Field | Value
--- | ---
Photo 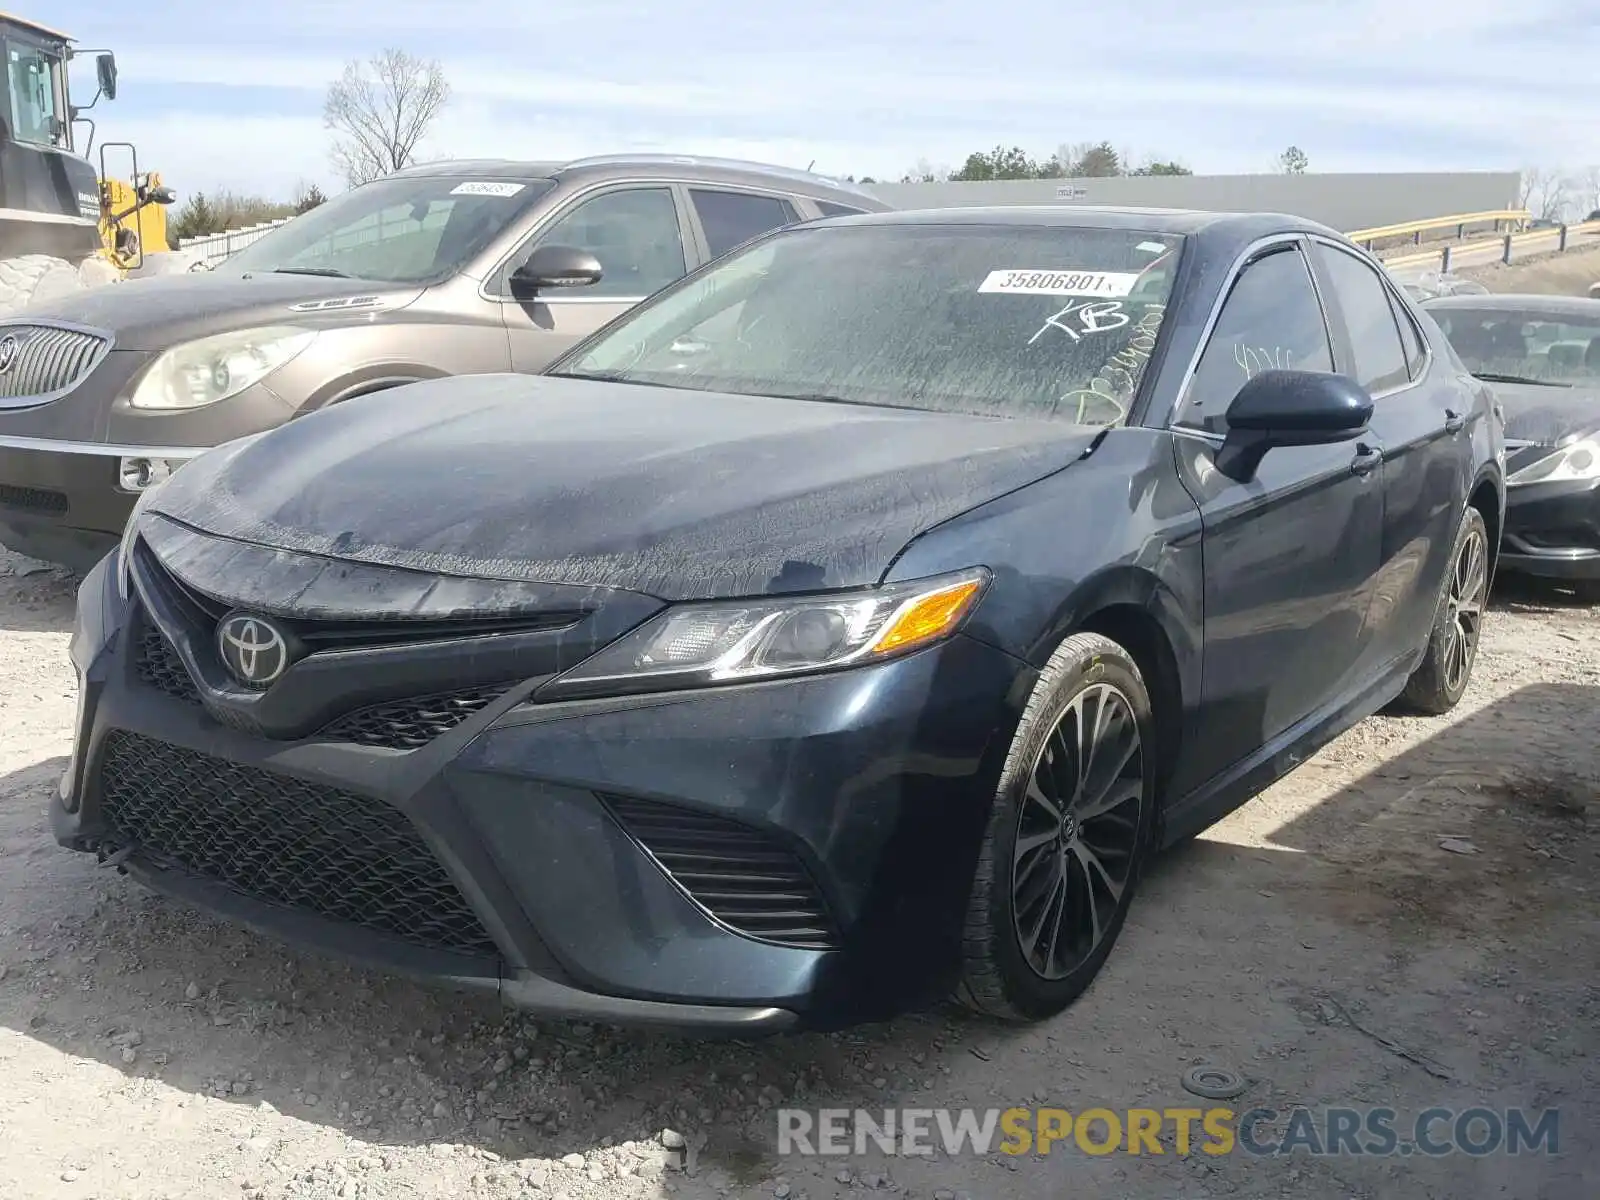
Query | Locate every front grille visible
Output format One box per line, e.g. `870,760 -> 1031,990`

0,323 -> 107,400
319,685 -> 509,750
96,732 -> 499,957
604,795 -> 840,950
135,622 -> 201,703
0,483 -> 68,514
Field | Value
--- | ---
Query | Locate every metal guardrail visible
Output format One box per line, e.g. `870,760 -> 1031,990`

1346,209 -> 1531,250
1383,218 -> 1600,271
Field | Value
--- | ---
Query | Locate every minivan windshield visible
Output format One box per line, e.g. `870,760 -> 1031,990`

1431,305 -> 1600,387
553,223 -> 1183,426
219,175 -> 556,285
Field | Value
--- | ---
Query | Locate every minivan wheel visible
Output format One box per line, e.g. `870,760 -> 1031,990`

957,633 -> 1156,1022
1397,505 -> 1489,716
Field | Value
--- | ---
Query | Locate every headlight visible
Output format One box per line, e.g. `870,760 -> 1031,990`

1506,434 -> 1600,486
538,567 -> 990,701
114,476 -> 171,599
128,326 -> 316,410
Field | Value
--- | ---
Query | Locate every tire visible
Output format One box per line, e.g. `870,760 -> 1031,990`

0,253 -> 90,317
1397,505 -> 1490,715
1571,579 -> 1600,604
957,632 -> 1157,1022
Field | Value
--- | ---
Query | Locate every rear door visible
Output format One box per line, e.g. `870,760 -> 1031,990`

1168,239 -> 1386,795
494,183 -> 696,372
1308,239 -> 1468,670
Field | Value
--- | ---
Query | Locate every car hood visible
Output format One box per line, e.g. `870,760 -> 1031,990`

145,373 -> 1099,600
1489,379 -> 1600,445
12,271 -> 424,350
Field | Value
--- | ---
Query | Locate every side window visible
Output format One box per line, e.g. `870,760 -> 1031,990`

816,200 -> 868,218
689,189 -> 798,258
1178,247 -> 1334,436
1388,290 -> 1428,379
1314,244 -> 1410,394
520,187 -> 686,299
6,43 -> 60,146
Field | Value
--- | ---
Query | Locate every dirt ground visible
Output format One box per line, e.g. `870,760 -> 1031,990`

1,544 -> 1596,1200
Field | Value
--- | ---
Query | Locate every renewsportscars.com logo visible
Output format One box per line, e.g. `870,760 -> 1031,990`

776,1106 -> 1561,1158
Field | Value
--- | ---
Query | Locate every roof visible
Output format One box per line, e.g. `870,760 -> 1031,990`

1422,292 -> 1600,316
388,154 -> 884,206
817,204 -> 1345,245
0,11 -> 74,41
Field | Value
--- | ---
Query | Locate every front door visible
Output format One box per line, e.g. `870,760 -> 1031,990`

496,185 -> 694,372
1168,241 -> 1386,795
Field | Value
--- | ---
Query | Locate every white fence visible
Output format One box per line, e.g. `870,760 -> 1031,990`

177,218 -> 293,267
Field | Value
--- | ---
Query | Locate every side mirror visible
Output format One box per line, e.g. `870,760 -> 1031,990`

509,244 -> 602,295
149,186 -> 177,205
1215,369 -> 1373,482
96,53 -> 118,102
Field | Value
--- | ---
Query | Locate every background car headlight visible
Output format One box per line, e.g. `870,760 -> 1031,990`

1506,434 -> 1600,486
538,567 -> 990,700
128,326 -> 317,410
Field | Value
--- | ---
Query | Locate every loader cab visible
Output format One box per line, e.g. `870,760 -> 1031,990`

0,18 -> 73,151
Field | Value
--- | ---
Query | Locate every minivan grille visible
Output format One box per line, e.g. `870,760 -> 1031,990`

603,795 -> 840,950
0,323 -> 107,400
96,732 -> 499,957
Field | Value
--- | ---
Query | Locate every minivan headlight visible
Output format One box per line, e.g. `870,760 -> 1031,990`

537,567 -> 990,700
1506,434 -> 1600,486
129,326 -> 316,410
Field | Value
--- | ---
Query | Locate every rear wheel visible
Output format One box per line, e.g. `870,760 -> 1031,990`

1397,505 -> 1489,715
0,254 -> 89,317
957,633 -> 1156,1022
1570,579 -> 1600,604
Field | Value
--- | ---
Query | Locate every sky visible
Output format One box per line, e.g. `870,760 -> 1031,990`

39,0 -> 1600,202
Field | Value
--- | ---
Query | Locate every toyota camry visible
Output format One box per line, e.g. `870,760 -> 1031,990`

57,207 -> 1504,1031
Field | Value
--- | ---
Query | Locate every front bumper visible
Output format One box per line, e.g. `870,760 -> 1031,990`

56,554 -> 1029,1030
1500,475 -> 1600,581
0,436 -> 203,570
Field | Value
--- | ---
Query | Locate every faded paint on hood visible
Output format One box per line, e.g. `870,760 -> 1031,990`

146,373 -> 1099,600
12,272 -> 424,350
1491,379 -> 1600,445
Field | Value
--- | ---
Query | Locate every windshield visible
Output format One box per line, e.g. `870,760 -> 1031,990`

552,223 -> 1184,426
1431,305 -> 1600,386
219,175 -> 556,285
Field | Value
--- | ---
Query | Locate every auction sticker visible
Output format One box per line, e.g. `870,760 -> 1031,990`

450,181 -> 527,197
978,269 -> 1141,296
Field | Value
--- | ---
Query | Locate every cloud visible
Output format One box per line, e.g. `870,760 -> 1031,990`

55,0 -> 1598,197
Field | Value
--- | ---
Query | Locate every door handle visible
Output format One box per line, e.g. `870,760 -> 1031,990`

1444,409 -> 1466,435
1350,443 -> 1383,477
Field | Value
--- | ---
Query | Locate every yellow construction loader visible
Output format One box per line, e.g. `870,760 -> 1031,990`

0,11 -> 184,314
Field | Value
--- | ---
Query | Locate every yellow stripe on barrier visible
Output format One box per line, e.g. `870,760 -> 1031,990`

1345,209 -> 1531,244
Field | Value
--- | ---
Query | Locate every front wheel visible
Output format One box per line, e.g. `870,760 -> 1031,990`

1397,505 -> 1490,715
957,633 -> 1156,1022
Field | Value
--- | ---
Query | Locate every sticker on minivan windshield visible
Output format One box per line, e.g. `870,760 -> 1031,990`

977,269 -> 1141,297
450,181 -> 527,197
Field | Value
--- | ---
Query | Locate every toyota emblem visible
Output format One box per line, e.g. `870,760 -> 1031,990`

0,334 -> 19,376
217,613 -> 292,687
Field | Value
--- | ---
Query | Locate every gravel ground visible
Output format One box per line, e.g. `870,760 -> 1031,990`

1,546 -> 1597,1200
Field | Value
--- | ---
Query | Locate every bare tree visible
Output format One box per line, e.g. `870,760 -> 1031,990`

324,49 -> 450,188
1277,145 -> 1309,174
1518,166 -> 1570,222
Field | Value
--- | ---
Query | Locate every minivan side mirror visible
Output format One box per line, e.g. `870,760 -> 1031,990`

1215,369 -> 1373,482
509,245 -> 602,295
96,53 -> 118,102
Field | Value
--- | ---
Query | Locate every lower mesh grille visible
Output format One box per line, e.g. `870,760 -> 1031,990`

318,686 -> 508,750
0,483 -> 68,514
604,795 -> 839,949
96,732 -> 498,957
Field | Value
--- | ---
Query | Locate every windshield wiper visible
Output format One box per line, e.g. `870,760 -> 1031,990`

1472,371 -> 1571,388
270,266 -> 351,278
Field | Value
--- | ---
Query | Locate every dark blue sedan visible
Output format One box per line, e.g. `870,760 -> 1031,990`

56,207 -> 1505,1030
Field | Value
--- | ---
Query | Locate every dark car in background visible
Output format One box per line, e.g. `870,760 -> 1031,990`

56,207 -> 1502,1030
1422,293 -> 1600,600
0,154 -> 887,570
